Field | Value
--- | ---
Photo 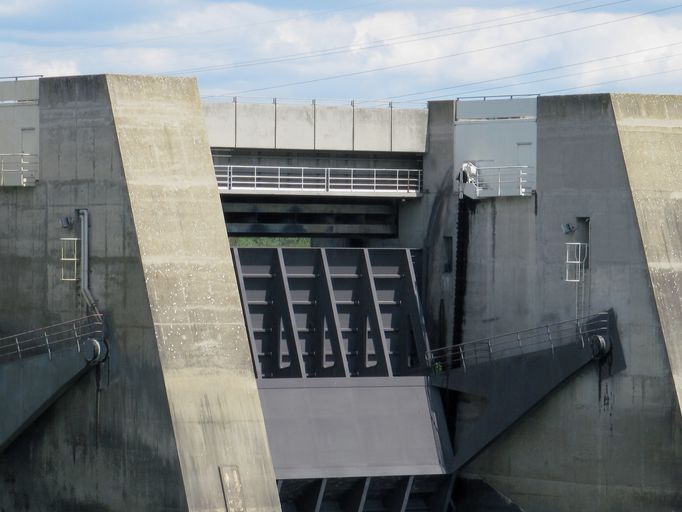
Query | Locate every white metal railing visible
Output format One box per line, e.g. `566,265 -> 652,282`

0,314 -> 104,364
427,311 -> 610,373
0,153 -> 38,187
469,165 -> 533,197
215,165 -> 422,195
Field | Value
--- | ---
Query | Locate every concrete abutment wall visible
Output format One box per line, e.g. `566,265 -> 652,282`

0,74 -> 280,511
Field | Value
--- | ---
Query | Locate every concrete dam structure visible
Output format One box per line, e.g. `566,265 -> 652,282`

0,74 -> 680,511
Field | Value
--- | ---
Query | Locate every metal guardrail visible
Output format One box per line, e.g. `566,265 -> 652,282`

470,165 -> 533,197
0,315 -> 104,364
427,312 -> 610,373
215,165 -> 422,195
0,153 -> 38,187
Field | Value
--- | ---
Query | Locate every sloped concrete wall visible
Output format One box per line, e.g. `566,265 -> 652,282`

456,95 -> 682,511
107,75 -> 280,512
612,94 -> 682,413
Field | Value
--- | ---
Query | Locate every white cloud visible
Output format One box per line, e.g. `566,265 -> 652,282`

0,0 -> 45,17
1,2 -> 682,101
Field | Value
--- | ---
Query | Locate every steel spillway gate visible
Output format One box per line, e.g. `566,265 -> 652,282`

232,247 -> 431,379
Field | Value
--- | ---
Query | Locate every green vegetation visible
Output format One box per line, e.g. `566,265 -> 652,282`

229,236 -> 311,248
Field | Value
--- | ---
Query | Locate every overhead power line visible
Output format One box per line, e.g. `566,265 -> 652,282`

1,0 -> 396,62
165,0 -> 626,75
539,65 -> 682,94
210,4 -> 681,97
419,51 -> 682,100
378,41 -> 682,103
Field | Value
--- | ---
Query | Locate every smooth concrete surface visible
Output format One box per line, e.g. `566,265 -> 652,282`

315,104 -> 353,150
454,95 -> 682,511
456,97 -> 536,120
0,79 -> 38,102
107,75 -> 280,512
275,103 -> 314,149
392,107 -> 429,153
353,107 -> 391,151
202,101 -> 427,152
203,102 -> 236,148
454,98 -> 537,190
0,80 -> 39,157
612,94 -> 682,413
396,100 -> 457,346
258,377 -> 452,479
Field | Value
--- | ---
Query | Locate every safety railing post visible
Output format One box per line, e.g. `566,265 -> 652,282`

15,337 -> 21,360
44,331 -> 52,361
547,325 -> 554,356
459,345 -> 466,373
73,323 -> 81,352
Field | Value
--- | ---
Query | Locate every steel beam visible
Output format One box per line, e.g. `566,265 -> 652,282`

316,249 -> 350,377
360,249 -> 393,377
227,223 -> 397,237
297,478 -> 327,512
232,249 -> 263,378
429,475 -> 455,512
401,249 -> 431,369
383,476 -> 414,512
342,477 -> 371,512
274,248 -> 306,378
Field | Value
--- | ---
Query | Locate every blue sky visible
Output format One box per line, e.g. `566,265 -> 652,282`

1,0 -> 681,105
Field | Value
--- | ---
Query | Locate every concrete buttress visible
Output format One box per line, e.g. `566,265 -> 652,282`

0,74 -> 281,512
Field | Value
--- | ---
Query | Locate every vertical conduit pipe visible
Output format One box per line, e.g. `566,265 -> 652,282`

77,209 -> 99,315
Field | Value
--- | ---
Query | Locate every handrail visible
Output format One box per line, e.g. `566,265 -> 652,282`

215,164 -> 423,195
469,165 -> 532,197
427,312 -> 610,372
0,153 -> 39,186
0,314 -> 104,364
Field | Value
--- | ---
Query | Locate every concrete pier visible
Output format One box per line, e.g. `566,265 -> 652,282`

0,75 -> 280,511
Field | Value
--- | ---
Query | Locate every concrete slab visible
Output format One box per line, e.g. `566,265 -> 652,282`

203,102 -> 236,147
392,108 -> 427,152
236,103 -> 275,148
315,105 -> 354,150
354,107 -> 391,151
612,93 -> 682,412
276,103 -> 314,149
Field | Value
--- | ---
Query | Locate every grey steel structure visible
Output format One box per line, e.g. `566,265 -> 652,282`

0,75 -> 680,512
233,247 -> 429,378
